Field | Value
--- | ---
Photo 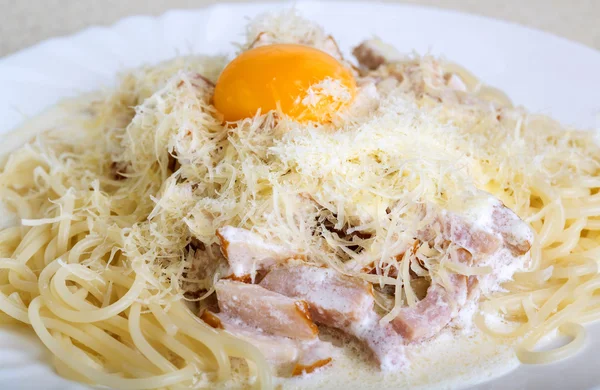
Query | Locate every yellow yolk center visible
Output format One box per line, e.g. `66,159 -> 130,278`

213,44 -> 357,123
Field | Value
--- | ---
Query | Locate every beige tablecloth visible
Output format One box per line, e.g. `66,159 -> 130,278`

0,0 -> 599,57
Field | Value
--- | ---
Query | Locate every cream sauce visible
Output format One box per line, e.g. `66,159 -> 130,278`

275,327 -> 518,390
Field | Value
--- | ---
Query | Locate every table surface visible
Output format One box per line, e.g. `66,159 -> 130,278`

0,0 -> 599,58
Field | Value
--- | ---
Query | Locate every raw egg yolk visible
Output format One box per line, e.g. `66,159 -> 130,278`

213,44 -> 356,123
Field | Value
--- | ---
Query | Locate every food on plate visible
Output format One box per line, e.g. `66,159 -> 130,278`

0,9 -> 599,390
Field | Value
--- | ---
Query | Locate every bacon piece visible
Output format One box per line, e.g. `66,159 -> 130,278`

417,194 -> 533,261
260,265 -> 406,370
201,311 -> 332,376
391,274 -> 467,341
353,42 -> 386,71
216,226 -> 301,278
217,318 -> 300,370
352,39 -> 402,70
214,279 -> 318,340
260,264 -> 374,328
431,211 -> 501,256
389,195 -> 531,342
491,202 -> 533,256
348,311 -> 406,371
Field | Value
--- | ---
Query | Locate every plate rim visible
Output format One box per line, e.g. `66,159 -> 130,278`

2,0 -> 599,65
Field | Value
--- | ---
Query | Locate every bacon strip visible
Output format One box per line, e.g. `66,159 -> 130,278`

201,311 -> 332,376
215,279 -> 318,340
260,264 -> 406,370
491,201 -> 533,256
417,195 -> 533,261
260,264 -> 374,327
391,274 -> 467,341
216,226 -> 301,278
352,39 -> 402,70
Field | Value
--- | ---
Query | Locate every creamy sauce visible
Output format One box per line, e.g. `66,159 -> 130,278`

219,309 -> 518,389
274,327 -> 517,390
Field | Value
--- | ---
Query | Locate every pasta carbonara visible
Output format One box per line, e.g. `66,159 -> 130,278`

1,10 -> 599,390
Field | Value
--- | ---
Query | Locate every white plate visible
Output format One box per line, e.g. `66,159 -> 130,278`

1,2 -> 600,389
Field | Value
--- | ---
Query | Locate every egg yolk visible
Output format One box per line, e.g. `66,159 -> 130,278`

213,44 -> 356,123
